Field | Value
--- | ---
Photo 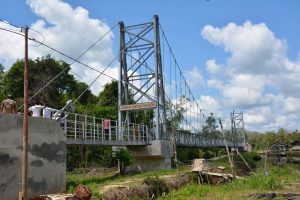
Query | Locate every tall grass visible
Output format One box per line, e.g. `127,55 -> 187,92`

160,165 -> 300,200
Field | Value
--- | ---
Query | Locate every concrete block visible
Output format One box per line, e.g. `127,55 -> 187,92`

0,113 -> 66,200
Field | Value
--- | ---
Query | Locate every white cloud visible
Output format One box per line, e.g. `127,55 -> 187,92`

222,86 -> 263,107
221,74 -> 270,108
0,23 -> 24,68
207,79 -> 224,89
202,21 -> 287,74
184,67 -> 203,88
0,0 -> 115,94
198,95 -> 221,116
282,97 -> 300,113
201,21 -> 300,131
244,114 -> 267,126
206,59 -> 219,74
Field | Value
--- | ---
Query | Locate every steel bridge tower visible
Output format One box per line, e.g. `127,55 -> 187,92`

231,110 -> 245,149
118,15 -> 167,140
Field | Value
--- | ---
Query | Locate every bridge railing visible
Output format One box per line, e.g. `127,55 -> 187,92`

61,112 -> 150,144
162,129 -> 243,148
175,131 -> 225,147
59,112 -> 243,147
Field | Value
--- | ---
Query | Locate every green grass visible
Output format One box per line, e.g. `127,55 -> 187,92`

66,160 -> 299,200
209,156 -> 232,171
159,165 -> 300,200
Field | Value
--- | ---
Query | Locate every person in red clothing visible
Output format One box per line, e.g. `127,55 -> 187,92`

103,118 -> 110,140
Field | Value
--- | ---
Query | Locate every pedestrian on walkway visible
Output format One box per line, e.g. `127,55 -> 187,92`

29,101 -> 46,117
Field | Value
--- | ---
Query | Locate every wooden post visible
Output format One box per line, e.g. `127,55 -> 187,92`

20,26 -> 29,200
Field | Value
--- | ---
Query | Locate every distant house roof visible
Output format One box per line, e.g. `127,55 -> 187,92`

271,142 -> 288,152
271,141 -> 287,146
291,140 -> 300,146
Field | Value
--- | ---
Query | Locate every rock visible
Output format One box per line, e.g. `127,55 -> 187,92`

249,192 -> 300,200
74,184 -> 93,200
249,192 -> 277,199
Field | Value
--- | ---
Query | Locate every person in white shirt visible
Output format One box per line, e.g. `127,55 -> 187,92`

43,107 -> 52,118
29,101 -> 45,117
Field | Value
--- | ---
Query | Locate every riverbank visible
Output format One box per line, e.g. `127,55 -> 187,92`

159,164 -> 300,200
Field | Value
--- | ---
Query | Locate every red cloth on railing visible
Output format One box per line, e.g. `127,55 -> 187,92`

103,119 -> 110,129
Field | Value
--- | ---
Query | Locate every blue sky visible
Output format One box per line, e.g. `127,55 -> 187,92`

1,0 -> 300,131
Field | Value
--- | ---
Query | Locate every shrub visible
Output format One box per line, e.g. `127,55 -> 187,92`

235,151 -> 261,169
144,177 -> 169,198
115,148 -> 133,175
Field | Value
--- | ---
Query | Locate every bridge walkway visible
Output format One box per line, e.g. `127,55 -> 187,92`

62,113 -> 244,148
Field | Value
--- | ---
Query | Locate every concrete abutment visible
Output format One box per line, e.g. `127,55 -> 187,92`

127,140 -> 174,171
0,113 -> 66,200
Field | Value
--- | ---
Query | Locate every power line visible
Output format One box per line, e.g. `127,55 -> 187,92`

27,21 -> 205,133
0,26 -> 24,37
16,24 -> 118,110
0,18 -> 22,29
73,55 -> 119,104
1,19 -> 227,136
159,23 -> 206,119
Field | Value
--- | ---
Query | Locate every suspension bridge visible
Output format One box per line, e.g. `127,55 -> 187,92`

0,15 -> 247,199
0,15 -> 247,166
56,15 -> 245,149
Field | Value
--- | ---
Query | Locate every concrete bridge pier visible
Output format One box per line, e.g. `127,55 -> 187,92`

127,140 -> 174,171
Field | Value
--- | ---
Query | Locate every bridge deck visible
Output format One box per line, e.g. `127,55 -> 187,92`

62,113 -> 244,148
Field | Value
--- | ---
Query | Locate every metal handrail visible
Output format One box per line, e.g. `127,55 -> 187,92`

60,112 -> 150,144
56,112 -> 244,148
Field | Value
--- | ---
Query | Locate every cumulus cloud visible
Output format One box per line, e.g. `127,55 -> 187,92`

197,95 -> 221,116
282,97 -> 300,113
201,21 -> 300,131
202,21 -> 287,74
0,0 -> 115,94
184,67 -> 203,88
206,59 -> 219,74
0,23 -> 24,68
244,114 -> 267,126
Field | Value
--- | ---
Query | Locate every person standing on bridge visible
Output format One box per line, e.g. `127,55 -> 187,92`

151,124 -> 157,140
29,101 -> 46,117
0,94 -> 17,114
42,104 -> 55,119
103,118 -> 110,140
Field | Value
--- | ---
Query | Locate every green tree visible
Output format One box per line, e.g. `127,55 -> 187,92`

277,128 -> 287,142
115,148 -> 133,175
66,80 -> 96,105
3,56 -> 81,108
201,113 -> 220,138
134,109 -> 154,127
166,95 -> 188,129
98,80 -> 118,106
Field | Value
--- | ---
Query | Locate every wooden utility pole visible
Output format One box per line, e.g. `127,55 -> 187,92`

20,26 -> 29,200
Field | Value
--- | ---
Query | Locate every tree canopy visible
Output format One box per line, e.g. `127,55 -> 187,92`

0,55 -> 99,110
